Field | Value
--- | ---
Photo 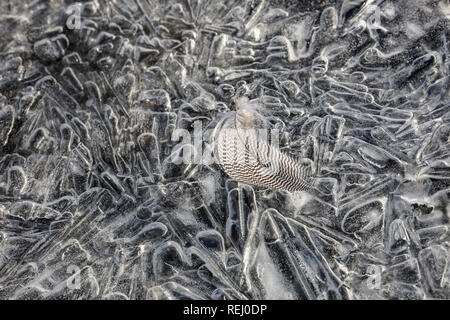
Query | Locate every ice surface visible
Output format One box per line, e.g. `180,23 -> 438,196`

0,0 -> 449,300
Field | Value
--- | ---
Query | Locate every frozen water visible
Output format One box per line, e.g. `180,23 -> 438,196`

0,0 -> 449,300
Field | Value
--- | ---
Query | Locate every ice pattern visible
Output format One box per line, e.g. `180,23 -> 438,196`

0,0 -> 449,300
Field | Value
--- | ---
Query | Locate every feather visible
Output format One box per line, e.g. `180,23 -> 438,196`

213,106 -> 314,192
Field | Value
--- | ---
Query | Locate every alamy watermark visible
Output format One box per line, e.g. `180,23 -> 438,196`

66,264 -> 81,290
366,264 -> 382,290
66,4 -> 81,30
169,119 -> 283,169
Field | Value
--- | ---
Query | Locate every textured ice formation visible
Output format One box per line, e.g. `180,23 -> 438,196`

0,0 -> 449,300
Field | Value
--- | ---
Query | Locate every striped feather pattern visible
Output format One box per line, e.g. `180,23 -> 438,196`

215,113 -> 314,192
